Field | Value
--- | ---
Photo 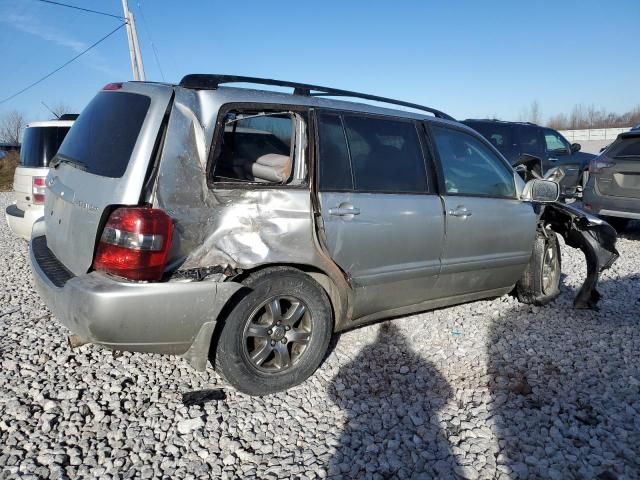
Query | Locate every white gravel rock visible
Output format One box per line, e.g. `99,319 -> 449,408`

0,191 -> 639,478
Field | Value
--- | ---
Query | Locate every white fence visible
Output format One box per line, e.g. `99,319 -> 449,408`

560,127 -> 631,142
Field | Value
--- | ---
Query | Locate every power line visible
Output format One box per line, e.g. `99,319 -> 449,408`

136,1 -> 165,81
0,23 -> 126,106
36,0 -> 124,20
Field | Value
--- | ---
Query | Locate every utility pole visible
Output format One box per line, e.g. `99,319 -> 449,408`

121,0 -> 145,81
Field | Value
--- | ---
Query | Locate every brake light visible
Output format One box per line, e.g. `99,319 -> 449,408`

32,176 -> 46,204
589,158 -> 615,173
103,82 -> 123,91
93,207 -> 173,281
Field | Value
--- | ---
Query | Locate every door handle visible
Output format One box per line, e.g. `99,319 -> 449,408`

329,204 -> 360,216
548,157 -> 558,162
448,206 -> 472,217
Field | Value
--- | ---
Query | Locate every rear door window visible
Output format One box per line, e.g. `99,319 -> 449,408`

432,126 -> 516,198
20,127 -> 70,167
342,115 -> 428,193
518,125 -> 545,158
463,122 -> 516,159
56,92 -> 150,178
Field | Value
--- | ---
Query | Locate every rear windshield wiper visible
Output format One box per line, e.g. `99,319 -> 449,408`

50,156 -> 88,171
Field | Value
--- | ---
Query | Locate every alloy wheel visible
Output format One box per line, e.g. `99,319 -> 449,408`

242,296 -> 312,373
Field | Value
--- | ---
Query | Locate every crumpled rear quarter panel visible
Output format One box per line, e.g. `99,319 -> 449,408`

153,88 -> 350,323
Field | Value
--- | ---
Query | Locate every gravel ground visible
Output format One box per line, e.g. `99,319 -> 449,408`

1,190 -> 639,480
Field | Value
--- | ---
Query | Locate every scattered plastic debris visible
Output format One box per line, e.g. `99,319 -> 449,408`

182,389 -> 227,406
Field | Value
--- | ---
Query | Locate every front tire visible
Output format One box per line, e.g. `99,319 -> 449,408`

516,229 -> 561,306
213,268 -> 333,396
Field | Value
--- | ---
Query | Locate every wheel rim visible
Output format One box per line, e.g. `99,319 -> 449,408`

242,296 -> 312,373
541,243 -> 558,294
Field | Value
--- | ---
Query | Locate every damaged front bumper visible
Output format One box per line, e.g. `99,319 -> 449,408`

542,202 -> 619,309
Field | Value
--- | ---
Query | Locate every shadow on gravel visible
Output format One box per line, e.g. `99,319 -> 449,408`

618,220 -> 640,241
327,323 -> 460,479
488,277 -> 640,479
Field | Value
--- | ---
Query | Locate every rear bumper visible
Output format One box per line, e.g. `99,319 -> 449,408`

5,204 -> 43,240
29,223 -> 242,370
583,181 -> 640,219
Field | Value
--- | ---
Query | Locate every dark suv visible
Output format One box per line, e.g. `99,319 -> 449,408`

463,119 -> 595,197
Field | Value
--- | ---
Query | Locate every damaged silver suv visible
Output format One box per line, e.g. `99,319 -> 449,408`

30,75 -> 618,395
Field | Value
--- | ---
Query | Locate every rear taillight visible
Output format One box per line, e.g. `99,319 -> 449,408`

93,207 -> 173,281
589,158 -> 615,173
32,176 -> 46,204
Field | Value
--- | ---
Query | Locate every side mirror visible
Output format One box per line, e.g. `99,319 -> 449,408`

522,179 -> 560,203
571,143 -> 581,153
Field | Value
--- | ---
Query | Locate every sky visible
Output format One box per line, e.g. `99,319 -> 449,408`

0,0 -> 638,123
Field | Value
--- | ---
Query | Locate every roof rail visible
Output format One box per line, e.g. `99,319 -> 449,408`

179,74 -> 455,121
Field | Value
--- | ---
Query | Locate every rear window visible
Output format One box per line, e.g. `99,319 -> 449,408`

20,126 -> 70,167
56,92 -> 150,178
609,136 -> 640,158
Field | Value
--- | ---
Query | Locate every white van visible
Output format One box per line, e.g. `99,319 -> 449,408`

5,118 -> 75,239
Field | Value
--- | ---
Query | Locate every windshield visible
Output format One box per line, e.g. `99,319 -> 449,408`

20,126 -> 70,167
56,91 -> 150,178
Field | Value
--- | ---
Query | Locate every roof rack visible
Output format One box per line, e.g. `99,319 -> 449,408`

179,74 -> 455,121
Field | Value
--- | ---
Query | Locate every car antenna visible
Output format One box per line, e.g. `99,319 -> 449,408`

41,101 -> 60,120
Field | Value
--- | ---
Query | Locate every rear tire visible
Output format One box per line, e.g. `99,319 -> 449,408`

516,230 -> 561,306
213,268 -> 333,396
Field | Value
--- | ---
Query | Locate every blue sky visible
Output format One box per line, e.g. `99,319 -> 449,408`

1,0 -> 638,122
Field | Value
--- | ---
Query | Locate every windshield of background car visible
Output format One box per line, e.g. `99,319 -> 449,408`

20,126 -> 70,168
55,92 -> 150,177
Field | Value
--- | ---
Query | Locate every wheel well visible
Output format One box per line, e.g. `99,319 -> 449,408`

208,263 -> 343,368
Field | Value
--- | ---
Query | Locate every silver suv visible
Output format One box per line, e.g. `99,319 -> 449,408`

30,75 -> 618,395
582,129 -> 640,232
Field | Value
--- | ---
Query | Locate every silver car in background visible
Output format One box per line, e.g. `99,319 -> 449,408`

583,129 -> 640,232
29,76 -> 618,395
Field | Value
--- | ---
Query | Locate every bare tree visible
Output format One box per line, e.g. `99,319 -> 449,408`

0,111 -> 27,145
51,103 -> 74,118
547,112 -> 568,130
518,101 -> 542,124
529,101 -> 541,124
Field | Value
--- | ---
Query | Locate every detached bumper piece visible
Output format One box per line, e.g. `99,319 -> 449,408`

543,203 -> 619,309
